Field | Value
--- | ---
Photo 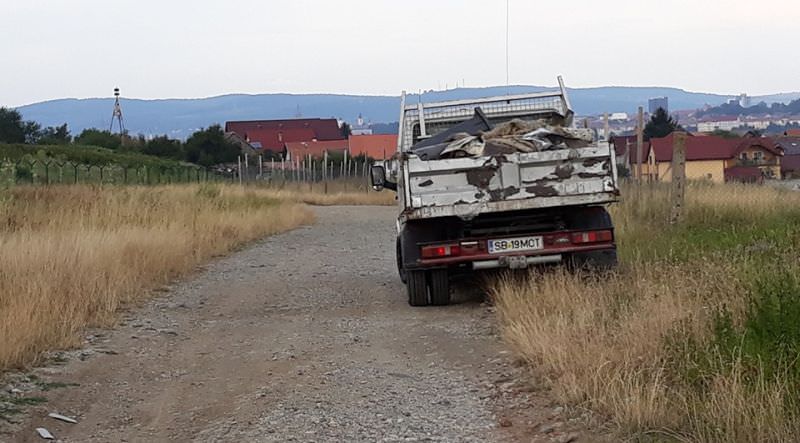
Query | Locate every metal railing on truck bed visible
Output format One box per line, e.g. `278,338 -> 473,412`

398,77 -> 574,153
391,77 -> 619,222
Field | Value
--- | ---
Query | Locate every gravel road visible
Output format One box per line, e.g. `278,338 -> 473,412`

5,206 -> 598,442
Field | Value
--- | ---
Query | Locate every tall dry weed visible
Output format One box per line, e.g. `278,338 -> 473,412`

492,182 -> 800,442
0,185 -> 314,370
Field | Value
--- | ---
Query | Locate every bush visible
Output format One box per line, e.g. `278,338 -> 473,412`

14,163 -> 33,182
74,129 -> 122,150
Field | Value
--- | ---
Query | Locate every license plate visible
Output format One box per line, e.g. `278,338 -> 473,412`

488,236 -> 543,254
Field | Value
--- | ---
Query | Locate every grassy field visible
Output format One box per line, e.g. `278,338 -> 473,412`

493,183 -> 800,442
0,184 -> 315,371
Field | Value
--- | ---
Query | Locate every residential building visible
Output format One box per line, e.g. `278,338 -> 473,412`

648,97 -> 668,114
647,134 -> 782,183
224,131 -> 259,155
225,118 -> 345,155
609,135 -> 650,175
608,112 -> 628,121
738,93 -> 751,108
696,116 -> 741,132
283,139 -> 349,161
348,134 -> 397,160
775,136 -> 800,178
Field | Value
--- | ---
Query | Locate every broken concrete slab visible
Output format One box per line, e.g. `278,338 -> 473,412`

36,427 -> 54,440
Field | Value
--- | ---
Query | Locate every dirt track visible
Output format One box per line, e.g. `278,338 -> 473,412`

5,206 -> 597,442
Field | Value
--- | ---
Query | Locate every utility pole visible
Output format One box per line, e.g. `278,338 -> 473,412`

603,112 -> 609,141
636,106 -> 644,182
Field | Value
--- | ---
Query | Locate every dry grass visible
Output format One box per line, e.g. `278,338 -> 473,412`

0,184 -> 314,371
255,179 -> 396,206
492,182 -> 800,442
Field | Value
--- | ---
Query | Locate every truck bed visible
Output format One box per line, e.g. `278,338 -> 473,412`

394,78 -> 619,222
401,143 -> 618,220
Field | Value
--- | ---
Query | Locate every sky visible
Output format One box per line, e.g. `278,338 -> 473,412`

1,0 -> 798,107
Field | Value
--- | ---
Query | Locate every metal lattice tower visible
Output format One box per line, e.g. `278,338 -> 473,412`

110,87 -> 125,133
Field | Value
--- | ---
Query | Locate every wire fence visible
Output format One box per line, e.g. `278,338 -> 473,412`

0,159 -> 228,186
0,155 -> 377,191
234,154 -> 375,193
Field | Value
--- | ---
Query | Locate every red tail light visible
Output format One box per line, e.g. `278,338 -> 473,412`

571,230 -> 613,244
421,244 -> 461,258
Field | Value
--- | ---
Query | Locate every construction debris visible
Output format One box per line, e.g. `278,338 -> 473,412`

36,427 -> 54,440
411,108 -> 493,160
411,110 -> 594,160
48,412 -> 78,424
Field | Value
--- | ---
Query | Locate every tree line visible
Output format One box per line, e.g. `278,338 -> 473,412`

0,107 -> 241,167
697,97 -> 800,118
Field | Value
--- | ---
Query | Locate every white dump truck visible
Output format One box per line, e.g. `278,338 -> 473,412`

370,77 -> 619,306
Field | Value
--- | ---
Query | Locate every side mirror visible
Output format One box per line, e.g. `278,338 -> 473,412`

370,165 -> 387,191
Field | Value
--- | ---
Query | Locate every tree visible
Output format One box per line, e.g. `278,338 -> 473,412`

184,125 -> 240,166
0,107 -> 26,143
710,129 -> 741,139
74,128 -> 122,149
644,107 -> 679,140
37,123 -> 72,145
143,135 -> 183,160
340,122 -> 352,138
22,121 -> 42,144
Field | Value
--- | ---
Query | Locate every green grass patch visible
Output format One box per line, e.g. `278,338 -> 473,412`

0,396 -> 47,422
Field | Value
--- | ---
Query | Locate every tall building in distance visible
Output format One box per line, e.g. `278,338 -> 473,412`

648,96 -> 669,114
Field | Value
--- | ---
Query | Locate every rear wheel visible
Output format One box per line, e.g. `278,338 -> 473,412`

570,249 -> 618,272
406,270 -> 428,306
565,207 -> 617,272
429,269 -> 451,306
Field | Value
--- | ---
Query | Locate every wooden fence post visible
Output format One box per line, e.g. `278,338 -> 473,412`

669,131 -> 687,225
636,106 -> 644,182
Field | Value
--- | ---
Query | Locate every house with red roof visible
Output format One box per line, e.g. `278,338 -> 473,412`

775,136 -> 800,178
647,133 -> 782,183
348,134 -> 397,160
609,135 -> 650,175
225,118 -> 345,155
284,140 -> 349,162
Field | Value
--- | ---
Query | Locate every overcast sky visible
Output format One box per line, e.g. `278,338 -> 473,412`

1,0 -> 798,107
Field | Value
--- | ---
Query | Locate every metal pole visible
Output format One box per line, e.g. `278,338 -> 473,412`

603,112 -> 609,141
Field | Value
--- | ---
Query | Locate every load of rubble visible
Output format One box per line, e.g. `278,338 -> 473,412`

410,107 -> 593,160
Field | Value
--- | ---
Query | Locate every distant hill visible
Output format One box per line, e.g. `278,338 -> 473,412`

16,86 -> 800,138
